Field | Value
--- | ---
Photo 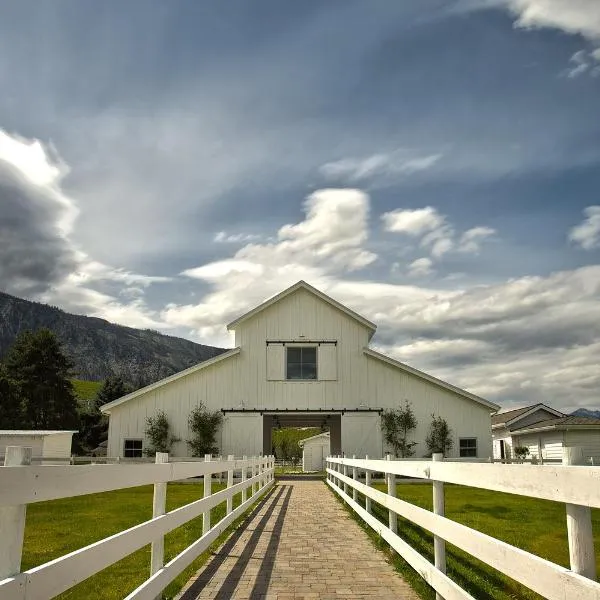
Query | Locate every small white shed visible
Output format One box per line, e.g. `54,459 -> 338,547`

0,430 -> 76,463
299,431 -> 330,472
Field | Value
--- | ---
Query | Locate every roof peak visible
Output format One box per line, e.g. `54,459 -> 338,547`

226,280 -> 377,333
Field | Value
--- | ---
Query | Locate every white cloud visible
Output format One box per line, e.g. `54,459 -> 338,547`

214,231 -> 262,243
382,207 -> 445,236
496,0 -> 600,41
407,258 -> 435,277
457,226 -> 496,254
564,49 -> 600,78
0,129 -> 169,327
319,151 -> 442,184
569,206 -> 600,250
382,206 -> 495,266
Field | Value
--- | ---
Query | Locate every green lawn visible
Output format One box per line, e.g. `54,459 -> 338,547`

71,379 -> 102,404
22,482 -> 261,600
343,482 -> 600,600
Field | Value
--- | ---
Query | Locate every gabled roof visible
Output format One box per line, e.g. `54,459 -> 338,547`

299,431 -> 330,446
491,403 -> 564,429
226,280 -> 377,335
99,347 -> 241,413
363,347 -> 500,411
511,416 -> 600,435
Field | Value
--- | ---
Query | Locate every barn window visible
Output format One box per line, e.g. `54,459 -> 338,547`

286,346 -> 317,380
459,438 -> 477,458
124,439 -> 143,458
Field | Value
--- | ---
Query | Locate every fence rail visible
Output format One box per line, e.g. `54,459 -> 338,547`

0,446 -> 275,600
327,448 -> 600,600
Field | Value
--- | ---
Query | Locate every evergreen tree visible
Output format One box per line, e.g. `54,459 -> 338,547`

96,375 -> 130,407
0,363 -> 22,427
4,329 -> 79,429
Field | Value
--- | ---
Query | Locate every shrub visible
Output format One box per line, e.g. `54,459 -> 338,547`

144,410 -> 180,456
187,402 -> 223,456
381,401 -> 418,457
513,446 -> 530,460
425,414 -> 453,456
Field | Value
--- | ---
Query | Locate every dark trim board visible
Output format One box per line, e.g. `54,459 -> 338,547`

221,408 -> 383,415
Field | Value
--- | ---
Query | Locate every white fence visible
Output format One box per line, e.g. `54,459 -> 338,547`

0,446 -> 275,600
327,449 -> 600,600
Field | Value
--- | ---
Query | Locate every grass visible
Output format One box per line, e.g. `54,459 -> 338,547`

331,482 -> 600,600
22,481 -> 267,599
71,379 -> 102,403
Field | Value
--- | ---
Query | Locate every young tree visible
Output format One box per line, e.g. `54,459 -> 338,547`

144,410 -> 180,456
4,329 -> 79,429
381,401 -> 418,457
425,414 -> 454,456
187,402 -> 223,456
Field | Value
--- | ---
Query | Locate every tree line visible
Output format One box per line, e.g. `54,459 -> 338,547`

0,328 -> 133,454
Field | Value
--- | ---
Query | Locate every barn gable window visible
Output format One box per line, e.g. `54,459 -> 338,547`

124,439 -> 143,458
286,346 -> 317,380
459,438 -> 477,458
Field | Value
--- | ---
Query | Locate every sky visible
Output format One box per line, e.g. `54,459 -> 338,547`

1,0 -> 600,413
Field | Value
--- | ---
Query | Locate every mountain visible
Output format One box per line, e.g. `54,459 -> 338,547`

0,291 -> 226,384
570,408 -> 600,419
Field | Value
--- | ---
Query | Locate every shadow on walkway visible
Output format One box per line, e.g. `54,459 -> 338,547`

179,485 -> 293,600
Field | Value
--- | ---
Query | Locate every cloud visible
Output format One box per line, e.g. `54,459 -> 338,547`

319,151 -> 442,185
569,206 -> 600,250
494,0 -> 600,41
564,49 -> 600,78
214,232 -> 262,244
0,129 -> 169,326
382,207 -> 495,268
382,206 -> 445,236
457,226 -> 496,254
407,258 -> 435,277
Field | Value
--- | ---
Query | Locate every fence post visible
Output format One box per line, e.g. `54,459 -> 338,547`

352,454 -> 358,502
0,446 -> 32,579
150,452 -> 169,581
365,454 -> 372,514
203,454 -> 212,535
241,455 -> 248,502
432,452 -> 446,599
226,454 -> 234,515
343,456 -> 349,498
563,447 -> 597,580
252,456 -> 258,496
386,454 -> 397,535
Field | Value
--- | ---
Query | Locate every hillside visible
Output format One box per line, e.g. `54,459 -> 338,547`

0,291 -> 226,384
571,408 -> 600,419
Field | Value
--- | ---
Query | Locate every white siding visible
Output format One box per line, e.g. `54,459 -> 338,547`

542,433 -> 563,460
0,435 -> 43,456
492,427 -> 514,459
221,414 -> 263,457
266,344 -> 285,380
317,344 -> 337,381
302,435 -> 330,471
514,434 -> 541,459
41,433 -> 73,459
565,430 -> 600,464
107,286 -> 494,459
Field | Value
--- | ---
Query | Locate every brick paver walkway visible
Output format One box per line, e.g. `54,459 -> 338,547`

177,480 -> 418,600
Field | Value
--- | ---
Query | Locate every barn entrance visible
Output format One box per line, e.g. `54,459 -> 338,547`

262,411 -> 341,457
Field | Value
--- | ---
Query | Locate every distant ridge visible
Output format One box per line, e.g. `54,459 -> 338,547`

570,408 -> 600,419
0,290 -> 226,385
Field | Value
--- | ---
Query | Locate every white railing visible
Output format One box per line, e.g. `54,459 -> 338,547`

327,449 -> 600,600
0,446 -> 275,600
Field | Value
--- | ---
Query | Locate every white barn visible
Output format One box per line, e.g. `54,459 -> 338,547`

101,281 -> 499,459
299,431 -> 330,472
0,430 -> 76,462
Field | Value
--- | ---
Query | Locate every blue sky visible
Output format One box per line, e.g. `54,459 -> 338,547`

1,0 -> 599,411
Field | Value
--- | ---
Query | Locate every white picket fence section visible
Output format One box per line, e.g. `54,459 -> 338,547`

0,446 -> 275,600
327,448 -> 600,600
